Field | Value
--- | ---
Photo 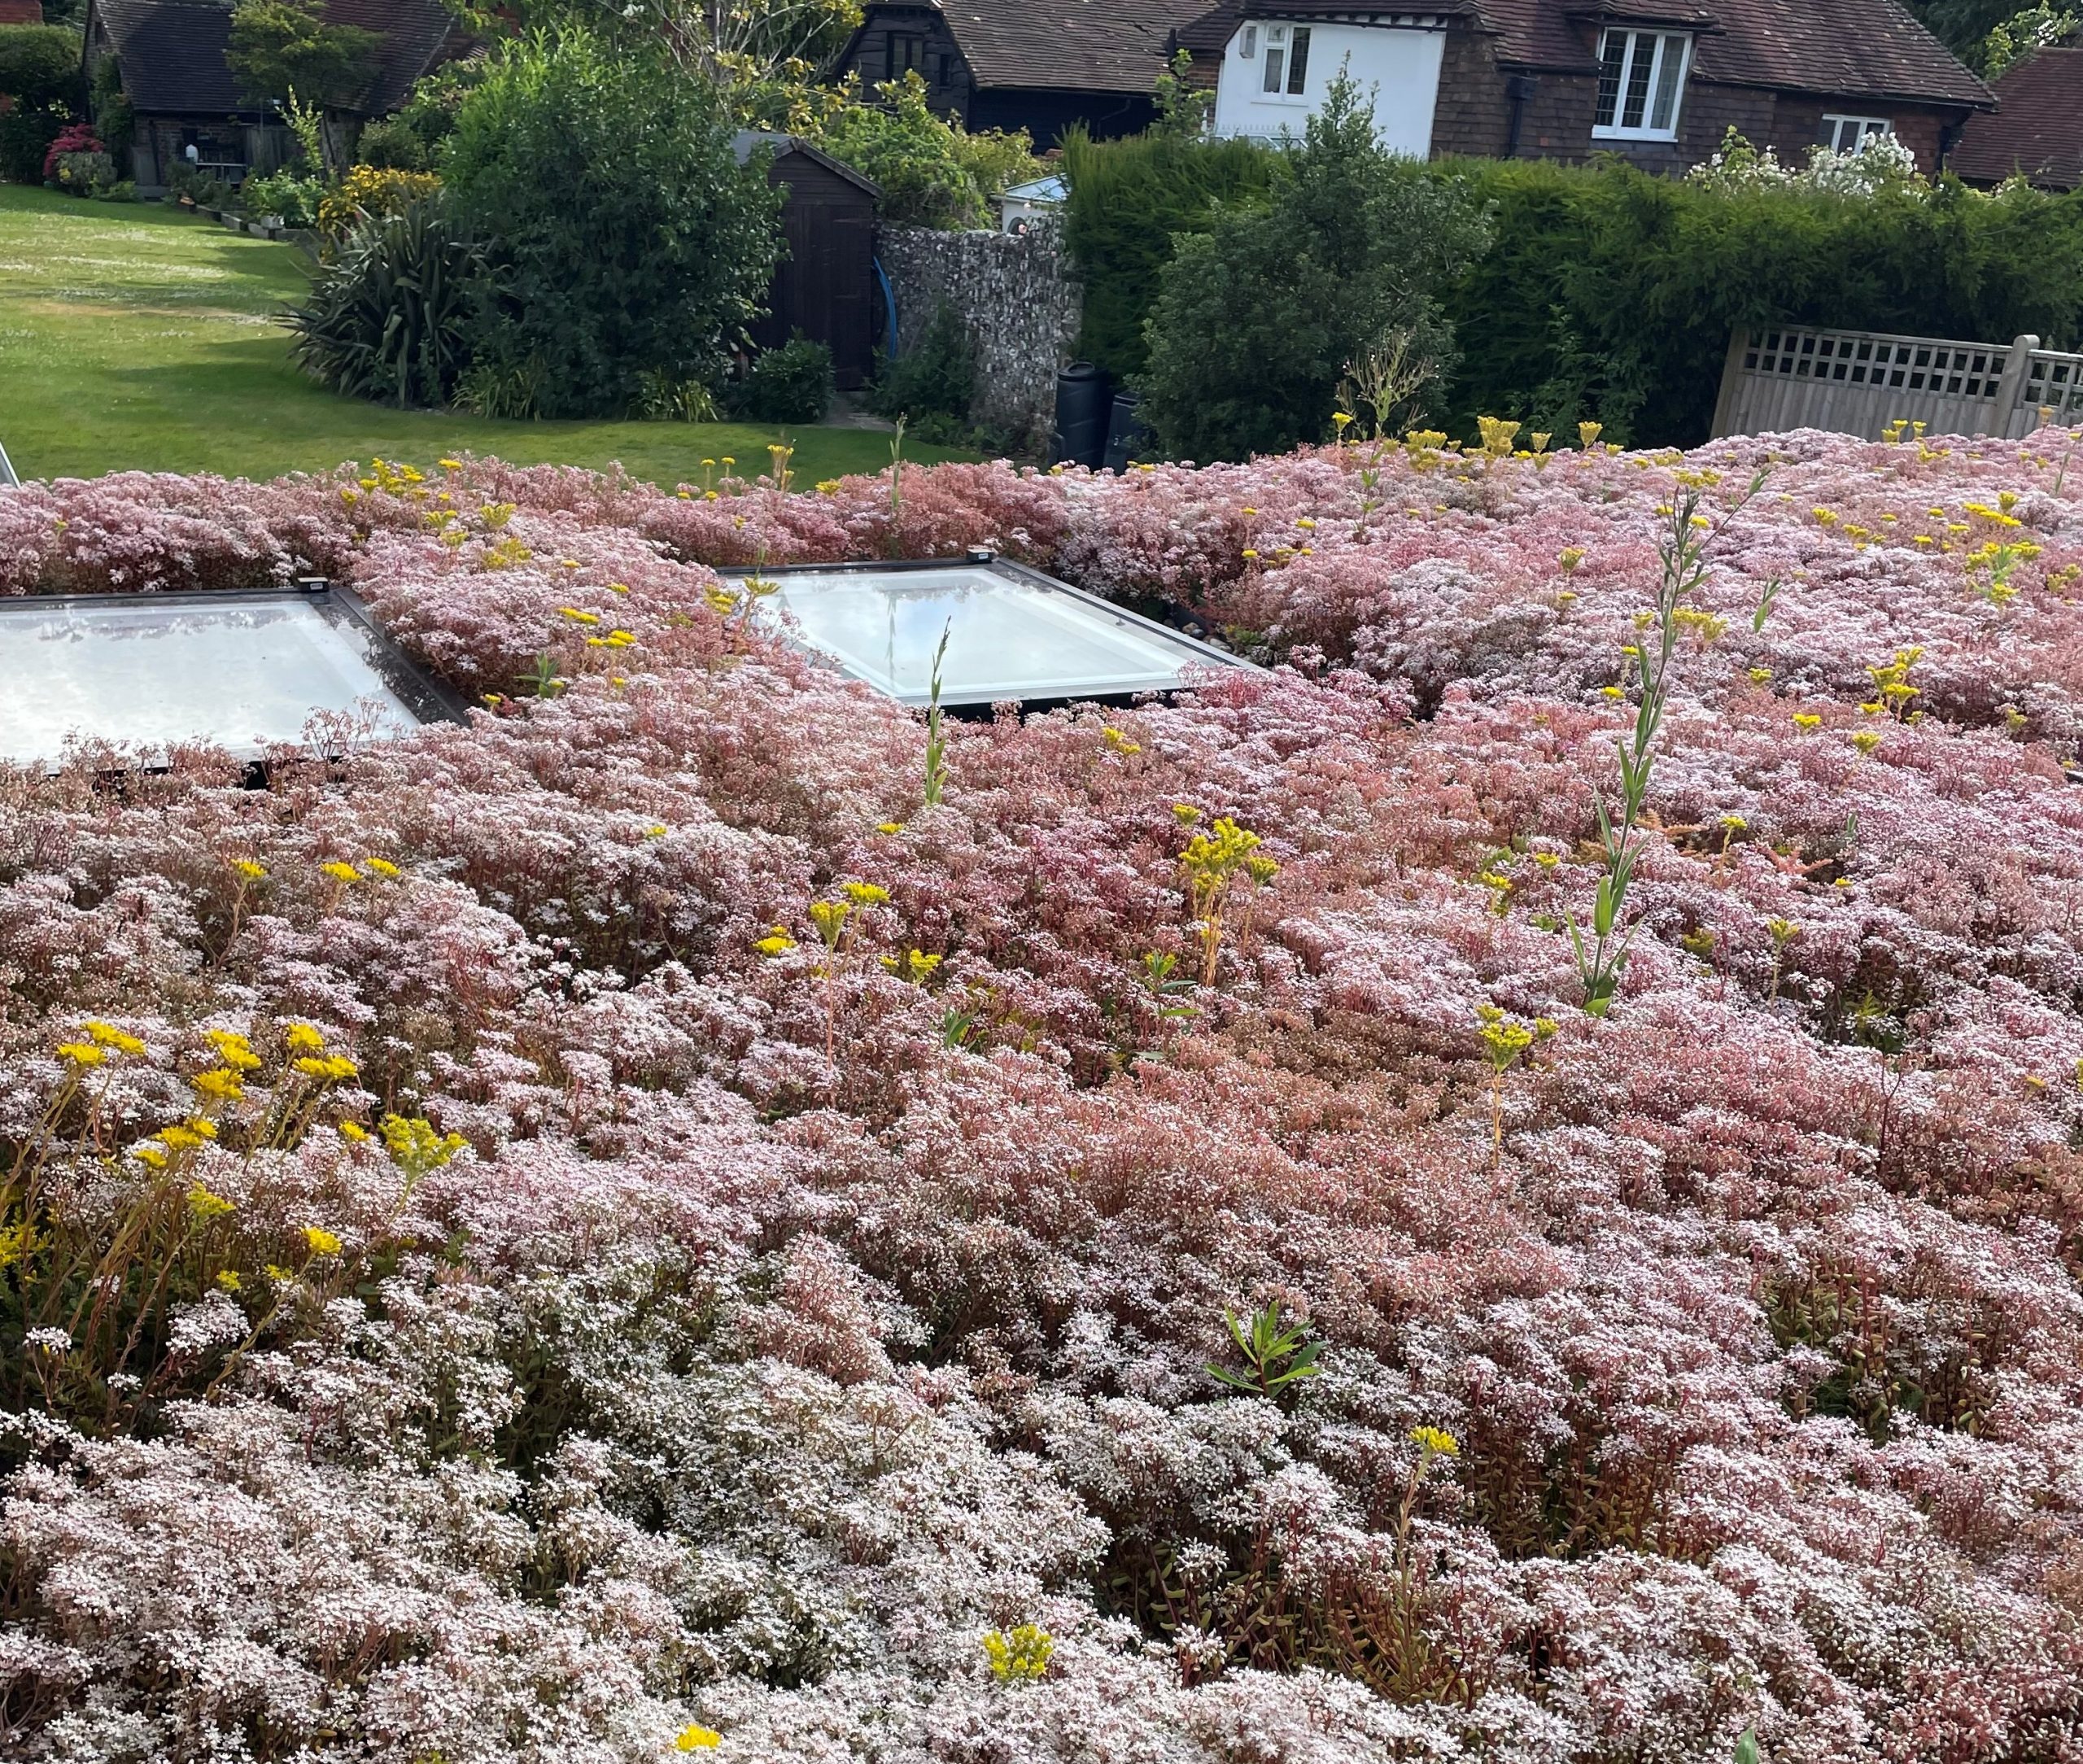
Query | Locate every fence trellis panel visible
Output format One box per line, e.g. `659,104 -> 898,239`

1710,325 -> 2083,442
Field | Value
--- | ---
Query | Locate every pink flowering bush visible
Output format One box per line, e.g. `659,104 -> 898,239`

7,427 -> 2083,1761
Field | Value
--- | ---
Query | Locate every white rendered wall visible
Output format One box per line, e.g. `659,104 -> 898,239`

1212,22 -> 1444,157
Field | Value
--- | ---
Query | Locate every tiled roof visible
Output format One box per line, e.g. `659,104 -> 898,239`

94,0 -> 465,118
1179,0 -> 1989,106
932,0 -> 1204,92
1491,0 -> 1988,104
1950,45 -> 2083,186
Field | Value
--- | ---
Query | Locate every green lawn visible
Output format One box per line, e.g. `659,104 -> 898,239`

0,185 -> 955,487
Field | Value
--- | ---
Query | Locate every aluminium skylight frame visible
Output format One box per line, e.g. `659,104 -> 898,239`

0,579 -> 469,771
723,552 -> 1257,710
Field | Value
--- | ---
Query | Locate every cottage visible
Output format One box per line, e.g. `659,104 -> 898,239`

82,0 -> 467,192
1177,0 -> 1990,172
1950,42 -> 2083,190
831,0 -> 1204,146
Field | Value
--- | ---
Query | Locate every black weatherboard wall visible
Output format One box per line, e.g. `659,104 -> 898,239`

735,133 -> 880,392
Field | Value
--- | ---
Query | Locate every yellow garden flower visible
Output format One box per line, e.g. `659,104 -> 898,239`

1410,1424 -> 1461,1457
675,1727 -> 722,1752
321,862 -> 360,884
303,1225 -> 343,1257
285,1023 -> 325,1054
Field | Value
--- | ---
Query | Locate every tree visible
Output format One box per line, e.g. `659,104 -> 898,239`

439,27 -> 784,418
1136,73 -> 1491,462
226,0 -> 382,107
0,24 -> 87,184
812,72 -> 1041,229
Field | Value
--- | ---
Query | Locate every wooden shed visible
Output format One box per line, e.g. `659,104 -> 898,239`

733,133 -> 881,392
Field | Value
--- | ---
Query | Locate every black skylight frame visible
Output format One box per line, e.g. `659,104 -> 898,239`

720,552 -> 1258,710
0,579 -> 470,771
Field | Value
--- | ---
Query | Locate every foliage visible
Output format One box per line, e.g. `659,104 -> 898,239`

225,0 -> 382,107
317,163 -> 441,240
15,425 -> 2083,1757
285,201 -> 487,408
0,23 -> 85,116
867,298 -> 974,426
1060,124 -> 1273,382
1983,0 -> 2080,73
353,116 -> 430,172
1442,154 -> 2083,447
1147,47 -> 1213,139
41,120 -> 104,186
238,168 -> 323,227
1905,0 -> 2072,65
727,334 -> 834,424
438,28 -> 783,420
1138,75 -> 1490,462
812,72 -> 1042,229
1204,1302 -> 1323,1398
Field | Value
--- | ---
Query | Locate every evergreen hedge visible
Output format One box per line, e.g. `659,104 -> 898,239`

1059,127 -> 1272,382
1061,138 -> 2083,448
1441,156 -> 2083,446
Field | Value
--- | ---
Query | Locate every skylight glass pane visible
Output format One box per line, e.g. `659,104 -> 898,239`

0,593 -> 430,766
743,563 -> 1245,706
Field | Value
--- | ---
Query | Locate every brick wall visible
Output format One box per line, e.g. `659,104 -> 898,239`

878,220 -> 1084,448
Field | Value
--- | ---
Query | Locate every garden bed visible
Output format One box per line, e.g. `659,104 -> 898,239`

4,430 -> 2083,1762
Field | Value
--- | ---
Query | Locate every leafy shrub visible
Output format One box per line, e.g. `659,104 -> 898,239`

1061,124 -> 1273,382
813,71 -> 1042,229
0,109 -> 64,184
238,167 -> 322,227
867,299 -> 975,426
728,334 -> 834,424
41,120 -> 103,182
439,28 -> 782,420
317,163 -> 440,240
353,115 -> 429,171
1138,75 -> 1490,462
0,22 -> 85,115
285,200 -> 486,408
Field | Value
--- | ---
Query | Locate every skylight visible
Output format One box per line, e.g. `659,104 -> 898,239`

0,585 -> 465,768
731,557 -> 1251,707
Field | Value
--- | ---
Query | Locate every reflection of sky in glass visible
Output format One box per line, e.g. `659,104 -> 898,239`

760,566 -> 1221,705
0,598 -> 421,764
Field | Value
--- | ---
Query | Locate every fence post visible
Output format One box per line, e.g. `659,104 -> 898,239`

1991,333 -> 2041,437
1709,327 -> 1750,439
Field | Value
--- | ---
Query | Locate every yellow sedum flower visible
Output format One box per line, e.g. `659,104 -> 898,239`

982,1623 -> 1054,1684
231,858 -> 269,880
56,1042 -> 105,1067
755,925 -> 797,957
1410,1424 -> 1461,1457
86,1020 -> 148,1056
362,857 -> 401,880
190,1068 -> 246,1102
675,1726 -> 723,1751
338,1120 -> 369,1142
188,1184 -> 236,1220
303,1225 -> 343,1257
322,862 -> 360,884
285,1023 -> 326,1054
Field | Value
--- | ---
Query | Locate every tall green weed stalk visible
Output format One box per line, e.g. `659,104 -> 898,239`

1571,473 -> 1763,1015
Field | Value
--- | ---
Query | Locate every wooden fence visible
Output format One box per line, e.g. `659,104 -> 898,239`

1710,325 -> 2083,442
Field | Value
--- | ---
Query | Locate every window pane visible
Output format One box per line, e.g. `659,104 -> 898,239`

1595,30 -> 1627,126
1287,27 -> 1310,94
1264,39 -> 1284,92
1648,34 -> 1684,131
1621,34 -> 1655,130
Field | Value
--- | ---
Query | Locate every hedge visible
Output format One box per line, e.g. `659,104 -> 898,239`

1061,137 -> 2083,448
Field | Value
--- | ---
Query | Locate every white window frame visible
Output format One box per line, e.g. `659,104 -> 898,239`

1239,23 -> 1257,58
1256,23 -> 1312,99
1820,114 -> 1893,154
1592,28 -> 1692,141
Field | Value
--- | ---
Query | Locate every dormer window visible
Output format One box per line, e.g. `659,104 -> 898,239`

1593,28 -> 1691,140
1260,24 -> 1312,96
